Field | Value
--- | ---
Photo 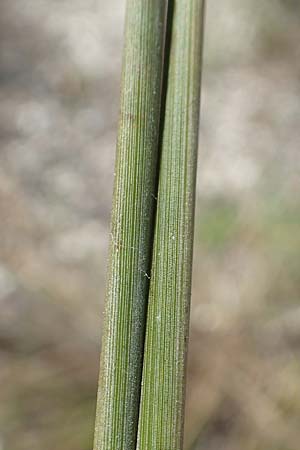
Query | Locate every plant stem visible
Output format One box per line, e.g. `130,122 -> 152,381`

137,1 -> 206,449
93,1 -> 167,449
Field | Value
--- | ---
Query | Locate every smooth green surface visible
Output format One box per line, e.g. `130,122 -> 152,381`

137,1 -> 205,449
93,1 -> 167,449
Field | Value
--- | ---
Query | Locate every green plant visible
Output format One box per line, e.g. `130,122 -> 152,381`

93,1 -> 205,449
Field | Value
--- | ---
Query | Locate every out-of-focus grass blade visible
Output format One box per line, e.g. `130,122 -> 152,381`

137,1 -> 206,449
93,1 -> 167,449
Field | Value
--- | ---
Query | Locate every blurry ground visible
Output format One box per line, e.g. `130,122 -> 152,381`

0,1 -> 299,449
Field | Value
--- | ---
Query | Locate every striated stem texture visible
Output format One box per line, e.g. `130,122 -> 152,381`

137,1 -> 206,449
93,1 -> 167,449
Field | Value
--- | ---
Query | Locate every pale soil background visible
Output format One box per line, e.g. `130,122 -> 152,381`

0,1 -> 300,449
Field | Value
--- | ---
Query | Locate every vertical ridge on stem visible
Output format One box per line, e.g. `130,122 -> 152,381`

137,1 -> 206,449
93,1 -> 167,449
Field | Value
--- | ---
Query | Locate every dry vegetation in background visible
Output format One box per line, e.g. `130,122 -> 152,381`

0,1 -> 300,449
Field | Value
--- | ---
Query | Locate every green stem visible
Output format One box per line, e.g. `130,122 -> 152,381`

93,1 -> 167,449
137,1 -> 205,449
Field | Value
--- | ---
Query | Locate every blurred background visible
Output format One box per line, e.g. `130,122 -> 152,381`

0,1 -> 299,449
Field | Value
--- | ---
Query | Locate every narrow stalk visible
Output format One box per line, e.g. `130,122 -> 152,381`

93,1 -> 167,449
137,1 -> 206,449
